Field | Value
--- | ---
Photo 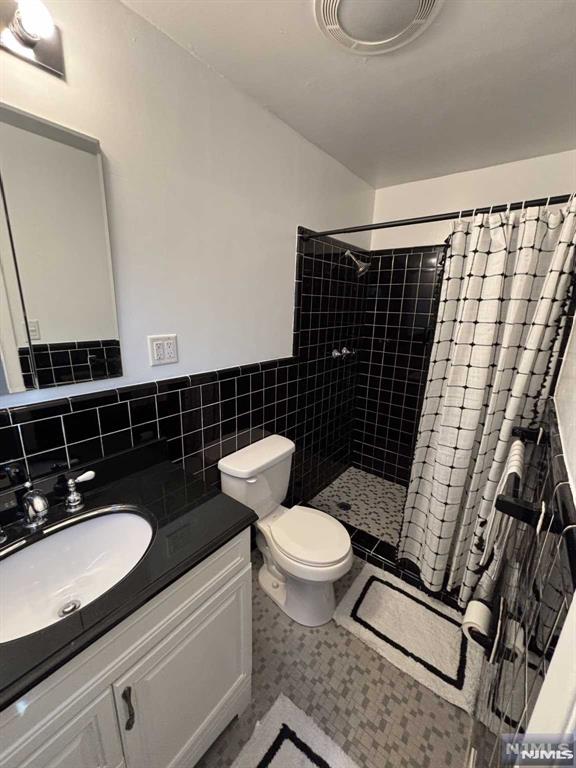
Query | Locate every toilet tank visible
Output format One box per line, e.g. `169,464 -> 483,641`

218,435 -> 295,519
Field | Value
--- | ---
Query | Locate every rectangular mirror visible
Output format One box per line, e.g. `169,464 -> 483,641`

0,104 -> 122,394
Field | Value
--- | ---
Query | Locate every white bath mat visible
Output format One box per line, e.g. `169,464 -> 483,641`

230,694 -> 360,768
334,564 -> 482,714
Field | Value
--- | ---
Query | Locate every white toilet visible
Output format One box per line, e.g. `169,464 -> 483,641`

218,435 -> 353,626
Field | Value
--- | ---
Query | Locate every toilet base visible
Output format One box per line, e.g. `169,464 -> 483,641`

258,562 -> 287,610
258,561 -> 336,627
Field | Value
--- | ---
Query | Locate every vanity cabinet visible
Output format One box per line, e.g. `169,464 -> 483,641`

0,530 -> 252,768
113,574 -> 251,768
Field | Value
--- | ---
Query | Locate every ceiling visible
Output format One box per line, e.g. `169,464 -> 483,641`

122,0 -> 576,188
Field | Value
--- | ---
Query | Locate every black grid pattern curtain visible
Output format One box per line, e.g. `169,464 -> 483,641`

398,200 -> 576,606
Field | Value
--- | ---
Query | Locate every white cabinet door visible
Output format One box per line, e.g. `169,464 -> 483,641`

113,568 -> 251,768
7,689 -> 124,768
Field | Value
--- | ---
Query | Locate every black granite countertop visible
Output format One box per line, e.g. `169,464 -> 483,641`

0,444 -> 256,710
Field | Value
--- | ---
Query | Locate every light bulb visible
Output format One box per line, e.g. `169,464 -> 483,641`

14,0 -> 55,44
0,26 -> 36,59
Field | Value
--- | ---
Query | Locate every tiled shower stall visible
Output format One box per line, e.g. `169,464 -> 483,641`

353,245 -> 444,486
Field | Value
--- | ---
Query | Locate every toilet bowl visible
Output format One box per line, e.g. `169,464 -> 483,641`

218,435 -> 352,626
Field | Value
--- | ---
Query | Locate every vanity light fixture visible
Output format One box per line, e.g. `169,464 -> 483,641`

0,0 -> 64,78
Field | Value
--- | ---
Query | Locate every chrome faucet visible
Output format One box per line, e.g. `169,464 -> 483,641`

21,482 -> 50,530
331,346 -> 356,359
65,470 -> 96,513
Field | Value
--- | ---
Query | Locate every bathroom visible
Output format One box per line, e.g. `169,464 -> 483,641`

0,0 -> 575,766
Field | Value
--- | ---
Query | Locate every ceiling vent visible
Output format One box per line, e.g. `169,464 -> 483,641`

314,0 -> 444,55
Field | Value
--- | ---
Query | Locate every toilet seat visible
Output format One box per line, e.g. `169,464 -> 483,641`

269,506 -> 350,566
257,505 -> 352,583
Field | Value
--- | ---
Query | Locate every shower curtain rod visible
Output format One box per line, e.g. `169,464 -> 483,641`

301,193 -> 573,241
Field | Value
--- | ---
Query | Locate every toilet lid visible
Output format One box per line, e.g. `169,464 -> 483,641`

269,506 -> 350,566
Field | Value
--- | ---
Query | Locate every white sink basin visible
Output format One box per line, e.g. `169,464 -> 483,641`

0,510 -> 153,643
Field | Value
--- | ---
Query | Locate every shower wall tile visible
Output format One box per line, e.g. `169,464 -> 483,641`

352,245 -> 444,486
290,228 -> 369,502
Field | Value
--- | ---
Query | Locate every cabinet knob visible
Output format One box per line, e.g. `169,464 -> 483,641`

122,686 -> 135,731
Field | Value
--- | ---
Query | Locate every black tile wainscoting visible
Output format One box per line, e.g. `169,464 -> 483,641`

352,246 -> 444,486
0,365 -> 294,498
0,229 -> 367,514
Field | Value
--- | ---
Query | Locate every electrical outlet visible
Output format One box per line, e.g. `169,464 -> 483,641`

148,334 -> 178,366
153,339 -> 165,363
163,335 -> 178,363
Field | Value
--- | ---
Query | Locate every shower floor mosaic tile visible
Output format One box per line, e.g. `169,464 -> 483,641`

310,466 -> 406,545
196,555 -> 471,768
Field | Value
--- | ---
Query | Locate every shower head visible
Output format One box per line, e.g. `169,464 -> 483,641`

344,250 -> 370,276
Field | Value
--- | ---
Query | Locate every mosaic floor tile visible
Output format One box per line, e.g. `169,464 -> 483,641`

196,554 -> 471,768
311,467 -> 406,544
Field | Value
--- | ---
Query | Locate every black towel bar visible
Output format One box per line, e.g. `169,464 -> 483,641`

494,494 -> 563,534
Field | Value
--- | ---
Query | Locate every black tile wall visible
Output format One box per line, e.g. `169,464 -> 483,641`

18,340 -> 123,390
63,410 -> 100,443
352,246 -> 444,486
0,229 -> 366,507
0,427 -> 22,463
289,230 -> 368,503
0,357 -> 341,497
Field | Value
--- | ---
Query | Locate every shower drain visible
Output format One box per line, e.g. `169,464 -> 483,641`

337,501 -> 352,512
58,599 -> 81,617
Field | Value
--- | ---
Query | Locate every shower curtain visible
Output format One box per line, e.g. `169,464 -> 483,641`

398,199 -> 576,607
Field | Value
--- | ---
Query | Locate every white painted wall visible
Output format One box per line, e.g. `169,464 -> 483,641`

527,586 -> 576,737
0,122 -> 117,345
0,0 -> 373,407
370,151 -> 576,250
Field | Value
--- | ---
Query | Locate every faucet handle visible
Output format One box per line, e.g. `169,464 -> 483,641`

66,470 -> 95,512
72,470 -> 96,485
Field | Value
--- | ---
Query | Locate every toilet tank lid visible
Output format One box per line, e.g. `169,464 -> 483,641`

218,435 -> 295,478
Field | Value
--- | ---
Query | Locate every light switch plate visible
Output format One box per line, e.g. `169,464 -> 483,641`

148,334 -> 178,366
